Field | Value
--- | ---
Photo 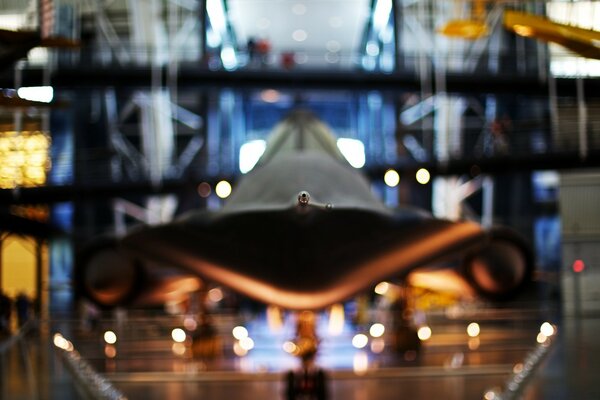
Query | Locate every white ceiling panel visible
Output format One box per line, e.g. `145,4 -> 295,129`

227,0 -> 370,60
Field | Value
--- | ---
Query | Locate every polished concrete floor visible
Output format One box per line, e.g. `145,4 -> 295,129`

2,296 -> 598,400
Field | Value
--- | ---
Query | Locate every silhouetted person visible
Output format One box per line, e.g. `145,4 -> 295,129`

247,37 -> 257,66
15,293 -> 30,327
281,51 -> 295,70
0,291 -> 12,334
256,38 -> 271,67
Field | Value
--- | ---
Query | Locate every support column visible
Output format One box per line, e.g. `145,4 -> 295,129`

35,239 -> 43,314
128,0 -> 169,65
0,236 -> 3,291
576,78 -> 588,160
481,176 -> 495,228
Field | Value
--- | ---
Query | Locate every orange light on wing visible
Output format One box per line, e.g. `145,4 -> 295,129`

513,25 -> 534,37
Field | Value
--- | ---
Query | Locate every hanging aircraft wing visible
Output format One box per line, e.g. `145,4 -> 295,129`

504,10 -> 600,60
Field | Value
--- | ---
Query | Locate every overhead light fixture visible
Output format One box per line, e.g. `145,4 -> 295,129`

17,86 -> 54,103
207,0 -> 227,36
369,323 -> 385,338
103,330 -> 117,344
329,16 -> 343,28
232,326 -> 248,340
467,322 -> 480,338
417,326 -> 432,341
366,41 -> 380,57
326,40 -> 341,53
336,138 -> 365,168
239,139 -> 266,173
416,168 -> 431,185
220,45 -> 238,70
0,131 -> 51,189
260,89 -> 280,103
206,27 -> 221,48
292,29 -> 308,42
215,180 -> 232,198
384,169 -> 400,187
171,328 -> 186,343
292,3 -> 306,16
373,0 -> 392,32
352,333 -> 368,349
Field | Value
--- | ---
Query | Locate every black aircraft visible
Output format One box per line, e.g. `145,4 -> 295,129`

79,109 -> 532,309
77,110 -> 533,398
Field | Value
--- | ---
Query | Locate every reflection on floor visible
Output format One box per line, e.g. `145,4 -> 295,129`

2,297 -> 599,400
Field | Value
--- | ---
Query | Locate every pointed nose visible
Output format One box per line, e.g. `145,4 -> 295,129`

297,191 -> 311,206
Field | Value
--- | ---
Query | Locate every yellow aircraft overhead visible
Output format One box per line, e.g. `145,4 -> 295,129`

438,20 -> 489,40
504,10 -> 600,60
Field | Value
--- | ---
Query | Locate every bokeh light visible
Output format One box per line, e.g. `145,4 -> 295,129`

232,326 -> 248,340
239,337 -> 255,351
417,326 -> 432,341
104,330 -> 117,344
352,333 -> 369,349
171,328 -> 187,343
215,180 -> 232,198
467,322 -> 480,337
384,169 -> 400,187
416,168 -> 431,185
369,323 -> 385,338
540,322 -> 555,337
374,281 -> 390,295
208,287 -> 224,303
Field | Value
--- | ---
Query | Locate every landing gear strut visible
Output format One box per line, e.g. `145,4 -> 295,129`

191,289 -> 222,359
284,311 -> 328,400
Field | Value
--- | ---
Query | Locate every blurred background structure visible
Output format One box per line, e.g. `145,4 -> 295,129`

0,1 -> 599,399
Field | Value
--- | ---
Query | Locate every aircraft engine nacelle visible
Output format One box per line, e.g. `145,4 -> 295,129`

461,227 -> 534,300
76,237 -> 201,308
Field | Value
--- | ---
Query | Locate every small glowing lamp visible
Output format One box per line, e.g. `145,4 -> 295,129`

540,322 -> 555,337
215,180 -> 232,198
467,322 -> 480,338
416,168 -> 430,185
384,169 -> 400,187
233,342 -> 247,357
104,330 -> 117,344
337,138 -> 365,168
536,332 -> 547,344
171,328 -> 187,343
239,337 -> 255,351
283,341 -> 297,354
197,182 -> 211,198
369,323 -> 385,338
232,326 -> 248,340
573,259 -> 585,273
417,326 -> 432,341
208,287 -> 224,302
352,333 -> 369,349
374,281 -> 390,295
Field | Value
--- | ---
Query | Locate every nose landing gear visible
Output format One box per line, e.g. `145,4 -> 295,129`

284,311 -> 329,400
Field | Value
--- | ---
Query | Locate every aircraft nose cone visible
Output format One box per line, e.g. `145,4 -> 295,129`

297,191 -> 311,206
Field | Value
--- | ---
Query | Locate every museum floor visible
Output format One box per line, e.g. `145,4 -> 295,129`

2,293 -> 599,400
